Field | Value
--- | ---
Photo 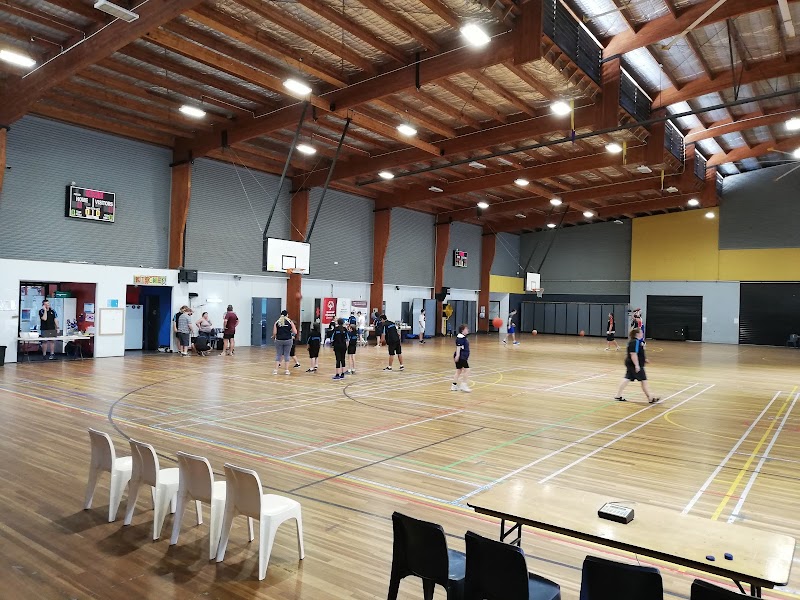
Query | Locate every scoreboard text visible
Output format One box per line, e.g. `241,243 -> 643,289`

65,185 -> 116,223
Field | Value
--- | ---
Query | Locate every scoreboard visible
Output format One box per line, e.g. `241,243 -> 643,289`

65,185 -> 116,223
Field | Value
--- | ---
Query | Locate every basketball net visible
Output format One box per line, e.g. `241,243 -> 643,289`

534,288 -> 544,298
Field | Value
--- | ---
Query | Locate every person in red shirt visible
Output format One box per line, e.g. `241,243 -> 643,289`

221,305 -> 239,356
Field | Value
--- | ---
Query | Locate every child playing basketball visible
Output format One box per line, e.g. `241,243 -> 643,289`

615,328 -> 659,403
346,320 -> 358,374
306,323 -> 321,372
503,310 -> 519,345
452,323 -> 472,393
605,312 -> 620,351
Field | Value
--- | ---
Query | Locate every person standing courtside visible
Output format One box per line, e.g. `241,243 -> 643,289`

356,311 -> 366,344
605,312 -> 620,351
39,299 -> 60,360
418,308 -> 426,344
382,315 -> 404,371
615,328 -> 659,404
221,305 -> 238,356
504,309 -> 519,345
452,323 -> 472,393
272,310 -> 297,375
306,323 -> 321,373
346,319 -> 358,374
331,318 -> 349,380
176,306 -> 193,357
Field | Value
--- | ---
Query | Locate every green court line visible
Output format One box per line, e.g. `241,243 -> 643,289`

443,401 -> 619,469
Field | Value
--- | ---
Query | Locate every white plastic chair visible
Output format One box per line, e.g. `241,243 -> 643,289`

215,463 -> 304,580
170,452 -> 227,560
123,439 -> 180,540
84,428 -> 133,522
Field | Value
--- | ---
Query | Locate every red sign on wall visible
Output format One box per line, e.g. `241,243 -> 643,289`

322,297 -> 337,324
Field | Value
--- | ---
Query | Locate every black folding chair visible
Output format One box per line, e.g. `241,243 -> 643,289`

691,579 -> 748,599
579,555 -> 663,600
464,531 -> 561,600
387,512 -> 465,600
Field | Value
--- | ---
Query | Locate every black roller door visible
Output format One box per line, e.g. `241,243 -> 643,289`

646,295 -> 702,341
740,283 -> 800,346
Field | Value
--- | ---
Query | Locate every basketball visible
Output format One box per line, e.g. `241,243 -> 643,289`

532,329 -> 538,335
492,317 -> 503,328
579,330 -> 585,336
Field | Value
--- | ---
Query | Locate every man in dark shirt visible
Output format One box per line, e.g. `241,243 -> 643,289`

615,328 -> 659,403
452,323 -> 471,392
39,299 -> 59,360
381,315 -> 404,371
221,305 -> 238,356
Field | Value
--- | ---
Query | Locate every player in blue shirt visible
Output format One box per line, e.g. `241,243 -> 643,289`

452,323 -> 472,392
615,328 -> 659,403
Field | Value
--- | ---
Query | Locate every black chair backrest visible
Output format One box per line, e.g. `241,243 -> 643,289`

465,530 -> 530,600
579,555 -> 663,600
391,512 -> 450,585
690,579 -> 746,599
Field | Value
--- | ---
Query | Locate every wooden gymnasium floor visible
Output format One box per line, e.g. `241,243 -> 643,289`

1,333 -> 799,599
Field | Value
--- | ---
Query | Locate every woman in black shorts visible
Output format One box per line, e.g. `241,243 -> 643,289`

306,323 -> 321,372
605,312 -> 620,351
331,318 -> 348,380
615,328 -> 659,403
346,321 -> 358,374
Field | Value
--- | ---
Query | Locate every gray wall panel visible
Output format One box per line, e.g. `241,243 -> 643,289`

630,281 -> 740,343
385,208 -> 434,286
492,232 -> 521,277
445,222 -> 482,289
185,158 -> 290,275
520,221 -> 631,294
0,116 -> 171,267
307,188 -> 373,282
720,163 -> 800,249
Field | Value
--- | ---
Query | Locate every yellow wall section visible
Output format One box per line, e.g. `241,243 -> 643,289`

631,209 -> 720,281
489,275 -> 524,293
719,248 -> 800,281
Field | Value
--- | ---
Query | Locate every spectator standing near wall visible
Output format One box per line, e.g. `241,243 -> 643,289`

221,305 -> 238,356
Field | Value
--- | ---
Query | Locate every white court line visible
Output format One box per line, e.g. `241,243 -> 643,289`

539,384 -> 715,484
682,390 -> 783,515
456,383 -> 700,503
283,409 -> 464,460
544,372 -> 609,391
167,398 -> 342,429
727,392 -> 798,523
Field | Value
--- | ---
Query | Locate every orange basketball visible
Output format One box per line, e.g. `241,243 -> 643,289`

492,317 -> 503,328
579,330 -> 585,336
532,329 -> 538,335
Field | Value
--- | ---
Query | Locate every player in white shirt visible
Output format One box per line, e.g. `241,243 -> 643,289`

418,308 -> 426,344
356,311 -> 366,344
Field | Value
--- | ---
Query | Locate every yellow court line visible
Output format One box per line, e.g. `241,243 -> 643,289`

710,386 -> 796,521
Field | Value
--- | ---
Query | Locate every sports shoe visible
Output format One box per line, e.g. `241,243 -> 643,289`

351,369 -> 356,375
460,383 -> 472,393
614,396 -> 626,402
398,365 -> 404,371
272,369 -> 278,375
648,397 -> 660,404
306,368 -> 314,373
383,366 -> 392,371
513,341 -> 520,345
503,339 -> 507,344
294,363 -> 301,368
451,383 -> 458,391
332,374 -> 342,380
604,348 -> 610,351
284,370 -> 290,375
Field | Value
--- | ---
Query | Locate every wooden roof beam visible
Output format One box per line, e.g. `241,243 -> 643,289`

467,69 -> 537,116
0,2 -> 80,37
435,79 -> 509,123
707,134 -> 800,165
0,0 -> 205,124
685,108 -> 798,143
355,0 -> 442,52
415,0 -> 461,29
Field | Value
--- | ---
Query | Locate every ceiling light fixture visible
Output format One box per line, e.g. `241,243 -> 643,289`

179,105 -> 206,118
705,211 -> 715,219
687,198 -> 700,207
793,147 -> 800,159
477,201 -> 489,209
296,143 -> 317,155
605,142 -> 623,154
515,213 -> 526,219
460,24 -> 491,47
428,186 -> 443,192
546,223 -> 557,229
0,49 -> 36,68
514,178 -> 529,187
468,161 -> 487,169
551,101 -> 571,116
786,117 -> 800,131
550,197 -> 562,206
283,78 -> 312,96
665,186 -> 679,193
93,0 -> 139,22
396,124 -> 417,137
637,165 -> 653,174
583,211 -> 594,218
378,171 -> 394,180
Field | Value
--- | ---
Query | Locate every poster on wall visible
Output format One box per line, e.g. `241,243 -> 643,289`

336,298 -> 351,320
351,300 -> 368,315
321,297 -> 337,324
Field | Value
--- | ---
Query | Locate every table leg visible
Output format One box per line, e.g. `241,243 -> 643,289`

750,585 -> 761,597
500,518 -> 522,547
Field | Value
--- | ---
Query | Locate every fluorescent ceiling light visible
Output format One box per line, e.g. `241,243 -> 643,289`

477,201 -> 489,209
514,178 -> 529,187
687,198 -> 700,207
793,147 -> 800,159
605,142 -> 623,154
428,186 -> 443,192
94,0 -> 139,22
637,165 -> 653,174
550,197 -> 562,206
515,213 -> 526,219
396,124 -> 417,136
705,211 -> 715,219
378,171 -> 394,180
551,101 -> 571,116
496,157 -> 514,166
179,105 -> 206,118
283,78 -> 312,96
583,211 -> 594,218
296,143 -> 316,155
468,161 -> 487,169
460,24 -> 491,47
546,223 -> 557,229
786,117 -> 800,131
665,186 -> 679,193
0,49 -> 36,68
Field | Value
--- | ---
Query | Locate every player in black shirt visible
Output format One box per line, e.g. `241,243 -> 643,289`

605,312 -> 620,351
346,321 -> 358,374
615,328 -> 659,403
381,314 -> 404,371
306,323 -> 321,372
331,318 -> 349,380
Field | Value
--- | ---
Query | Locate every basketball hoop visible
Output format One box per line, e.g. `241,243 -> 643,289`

286,268 -> 294,276
532,288 -> 544,298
